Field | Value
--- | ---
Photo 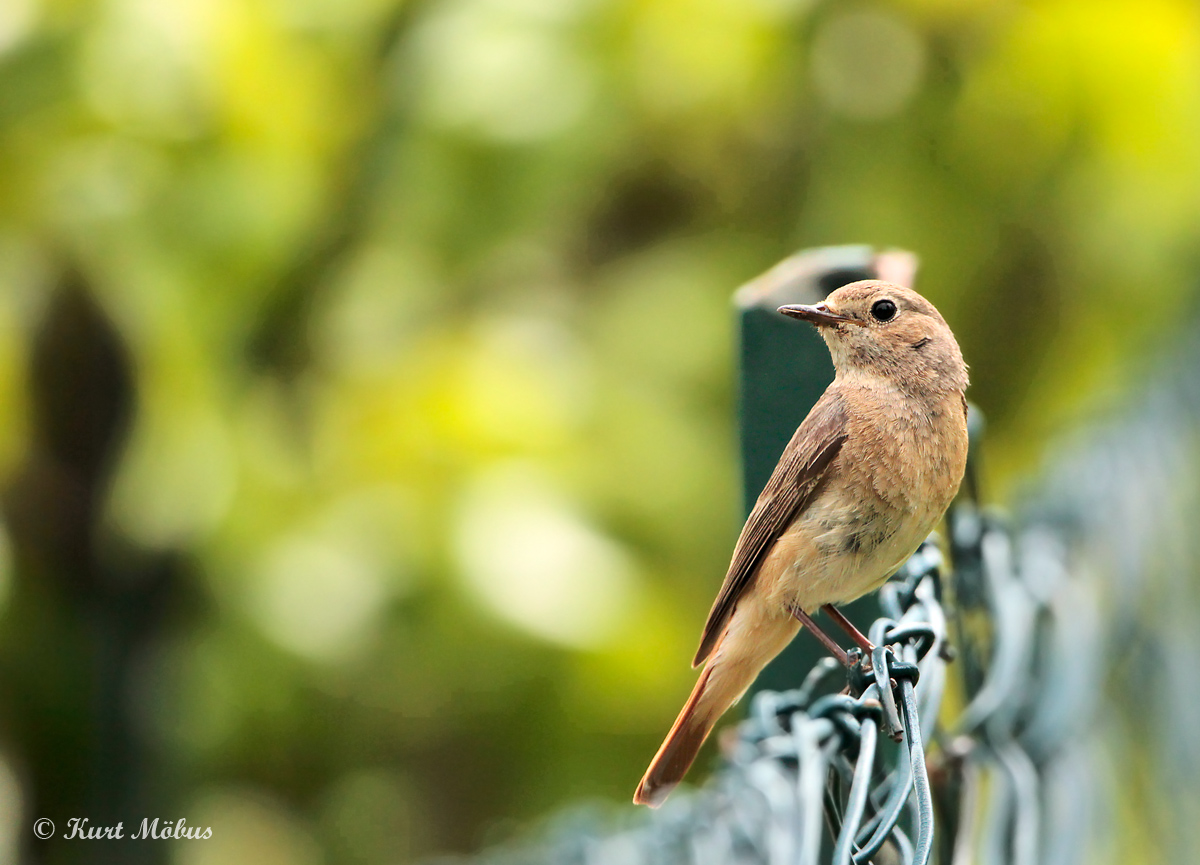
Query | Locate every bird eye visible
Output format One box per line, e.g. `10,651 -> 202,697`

871,299 -> 897,322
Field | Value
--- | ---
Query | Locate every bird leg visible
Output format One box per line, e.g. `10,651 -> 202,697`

789,605 -> 851,667
822,605 -> 875,654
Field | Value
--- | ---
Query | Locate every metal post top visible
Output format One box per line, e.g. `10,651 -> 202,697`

734,246 -> 919,310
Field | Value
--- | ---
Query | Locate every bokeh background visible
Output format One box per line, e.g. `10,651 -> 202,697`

0,0 -> 1198,863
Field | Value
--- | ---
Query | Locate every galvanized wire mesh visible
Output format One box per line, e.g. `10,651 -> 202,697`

1009,321 -> 1200,865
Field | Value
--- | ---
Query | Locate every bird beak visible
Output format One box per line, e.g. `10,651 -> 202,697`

777,303 -> 863,327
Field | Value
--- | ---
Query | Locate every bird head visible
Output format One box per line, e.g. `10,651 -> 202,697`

778,280 -> 968,394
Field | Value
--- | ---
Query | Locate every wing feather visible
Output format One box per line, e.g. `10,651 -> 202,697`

692,391 -> 848,667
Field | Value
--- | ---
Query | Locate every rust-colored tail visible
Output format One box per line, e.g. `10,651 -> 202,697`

633,665 -> 717,807
634,601 -> 801,807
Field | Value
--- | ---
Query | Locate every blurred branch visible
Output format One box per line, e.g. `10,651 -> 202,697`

0,265 -> 185,865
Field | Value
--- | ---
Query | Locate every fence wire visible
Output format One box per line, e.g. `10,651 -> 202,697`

436,417 -> 1110,865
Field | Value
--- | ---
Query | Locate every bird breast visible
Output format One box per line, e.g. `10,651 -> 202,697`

764,383 -> 967,613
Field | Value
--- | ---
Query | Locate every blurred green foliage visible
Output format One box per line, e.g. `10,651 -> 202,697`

0,0 -> 1197,862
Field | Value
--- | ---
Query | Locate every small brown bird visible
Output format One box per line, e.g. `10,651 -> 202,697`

634,280 -> 969,807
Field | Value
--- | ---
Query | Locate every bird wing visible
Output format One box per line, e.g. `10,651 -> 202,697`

692,390 -> 848,667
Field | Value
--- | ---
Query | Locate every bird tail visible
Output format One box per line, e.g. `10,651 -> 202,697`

634,608 -> 798,807
633,664 -> 720,807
